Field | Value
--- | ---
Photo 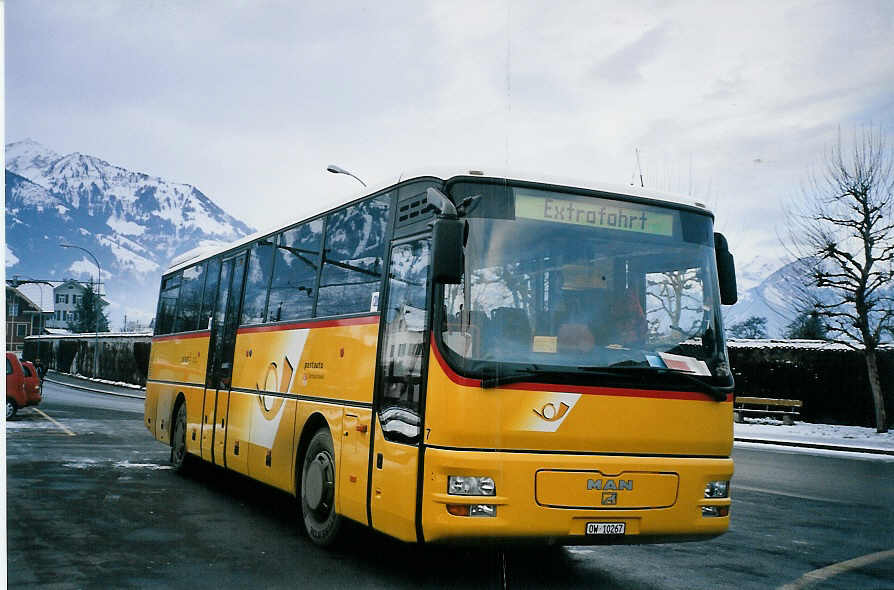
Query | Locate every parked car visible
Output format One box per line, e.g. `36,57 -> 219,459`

6,353 -> 27,419
21,361 -> 42,407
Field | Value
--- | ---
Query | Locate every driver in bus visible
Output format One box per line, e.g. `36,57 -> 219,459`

557,262 -> 647,351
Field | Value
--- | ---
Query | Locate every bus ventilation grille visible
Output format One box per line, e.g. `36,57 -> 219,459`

396,192 -> 433,227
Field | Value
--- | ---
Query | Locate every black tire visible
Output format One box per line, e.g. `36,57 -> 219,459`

299,428 -> 342,546
170,402 -> 191,472
7,398 -> 17,420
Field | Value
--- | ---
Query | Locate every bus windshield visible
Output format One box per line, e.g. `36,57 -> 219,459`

440,183 -> 731,388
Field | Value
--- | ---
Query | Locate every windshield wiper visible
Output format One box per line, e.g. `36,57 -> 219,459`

577,365 -> 730,402
480,364 -> 542,389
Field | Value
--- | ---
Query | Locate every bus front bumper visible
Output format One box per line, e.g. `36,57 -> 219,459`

421,447 -> 733,545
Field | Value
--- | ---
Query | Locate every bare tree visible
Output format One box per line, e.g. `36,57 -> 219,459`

784,127 -> 894,433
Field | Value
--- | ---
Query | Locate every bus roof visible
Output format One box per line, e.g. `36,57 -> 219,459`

164,167 -> 712,274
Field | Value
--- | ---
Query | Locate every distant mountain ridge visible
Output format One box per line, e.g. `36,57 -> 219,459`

5,139 -> 254,324
723,256 -> 799,337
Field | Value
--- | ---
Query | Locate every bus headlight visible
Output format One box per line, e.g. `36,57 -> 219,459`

704,480 -> 730,498
448,475 -> 496,496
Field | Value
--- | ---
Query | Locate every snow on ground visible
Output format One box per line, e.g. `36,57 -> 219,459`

735,418 -> 894,452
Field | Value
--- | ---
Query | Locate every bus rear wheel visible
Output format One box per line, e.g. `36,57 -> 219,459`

171,403 -> 190,473
299,428 -> 342,546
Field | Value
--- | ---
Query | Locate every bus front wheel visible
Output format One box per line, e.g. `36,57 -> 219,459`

299,428 -> 342,546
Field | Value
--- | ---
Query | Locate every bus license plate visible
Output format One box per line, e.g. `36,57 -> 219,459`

586,522 -> 625,535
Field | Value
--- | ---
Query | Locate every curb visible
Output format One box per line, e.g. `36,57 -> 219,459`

44,377 -> 146,400
734,437 -> 894,456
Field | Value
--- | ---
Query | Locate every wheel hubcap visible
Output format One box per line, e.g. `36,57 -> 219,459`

6,402 -> 13,418
305,452 -> 333,512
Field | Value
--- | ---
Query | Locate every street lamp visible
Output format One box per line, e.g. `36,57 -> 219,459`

326,164 -> 367,187
60,244 -> 101,378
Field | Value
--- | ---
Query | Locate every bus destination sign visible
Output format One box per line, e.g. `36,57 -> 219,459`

515,192 -> 674,237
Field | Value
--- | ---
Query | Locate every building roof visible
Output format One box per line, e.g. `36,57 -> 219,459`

10,283 -> 54,312
6,285 -> 45,313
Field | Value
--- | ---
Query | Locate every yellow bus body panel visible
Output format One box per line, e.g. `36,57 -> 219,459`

421,448 -> 732,542
370,414 -> 419,542
145,333 -> 210,447
424,351 -> 733,456
231,322 -> 378,405
420,347 -> 733,542
340,408 -> 373,525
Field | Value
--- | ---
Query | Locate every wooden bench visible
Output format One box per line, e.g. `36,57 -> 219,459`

733,396 -> 803,426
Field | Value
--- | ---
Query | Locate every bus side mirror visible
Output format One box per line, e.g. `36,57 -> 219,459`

714,232 -> 737,305
432,218 -> 463,284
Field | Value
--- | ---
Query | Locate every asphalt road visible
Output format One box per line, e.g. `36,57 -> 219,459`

6,380 -> 894,589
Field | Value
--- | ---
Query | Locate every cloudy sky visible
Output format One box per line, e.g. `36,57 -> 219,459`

7,1 -> 894,267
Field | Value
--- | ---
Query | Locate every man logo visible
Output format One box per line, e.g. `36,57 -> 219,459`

602,492 -> 618,505
587,479 -> 633,491
533,401 -> 570,422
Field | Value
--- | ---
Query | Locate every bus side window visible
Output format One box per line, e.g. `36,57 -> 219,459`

199,258 -> 221,330
316,195 -> 392,317
267,220 -> 322,322
241,239 -> 276,325
173,263 -> 205,332
156,273 -> 181,335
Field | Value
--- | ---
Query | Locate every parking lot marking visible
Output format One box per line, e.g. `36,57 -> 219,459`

33,408 -> 76,436
777,548 -> 894,590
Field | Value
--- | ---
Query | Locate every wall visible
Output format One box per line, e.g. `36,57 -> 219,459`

24,334 -> 151,387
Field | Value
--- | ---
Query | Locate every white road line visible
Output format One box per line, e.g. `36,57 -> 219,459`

734,485 -> 851,505
777,548 -> 894,590
33,408 -> 76,436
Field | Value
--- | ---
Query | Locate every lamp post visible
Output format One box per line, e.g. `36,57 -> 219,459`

60,244 -> 101,378
326,164 -> 367,187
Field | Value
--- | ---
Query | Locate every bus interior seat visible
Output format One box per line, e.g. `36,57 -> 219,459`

490,307 -> 532,352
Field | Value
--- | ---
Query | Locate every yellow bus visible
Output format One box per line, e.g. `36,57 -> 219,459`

145,169 -> 738,546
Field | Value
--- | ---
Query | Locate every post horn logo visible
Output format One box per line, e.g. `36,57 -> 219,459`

533,401 -> 570,422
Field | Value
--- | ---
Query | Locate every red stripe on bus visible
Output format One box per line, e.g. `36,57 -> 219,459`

429,335 -> 731,403
237,315 -> 379,334
152,330 -> 211,343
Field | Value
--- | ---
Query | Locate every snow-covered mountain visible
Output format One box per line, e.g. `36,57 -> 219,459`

5,139 -> 254,325
723,255 -> 803,338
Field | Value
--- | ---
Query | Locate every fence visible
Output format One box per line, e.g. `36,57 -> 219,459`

23,333 -> 152,387
706,340 -> 892,427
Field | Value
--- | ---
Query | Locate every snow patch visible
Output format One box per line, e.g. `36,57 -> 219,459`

68,257 -> 103,279
106,215 -> 147,236
113,461 -> 172,470
735,420 -> 894,454
6,245 -> 20,267
63,459 -> 100,469
98,238 -> 160,274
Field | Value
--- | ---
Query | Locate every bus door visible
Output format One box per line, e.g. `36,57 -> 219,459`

201,251 -> 247,466
370,237 -> 431,542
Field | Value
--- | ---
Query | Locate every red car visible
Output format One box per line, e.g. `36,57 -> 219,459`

6,353 -> 40,419
21,361 -> 42,407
